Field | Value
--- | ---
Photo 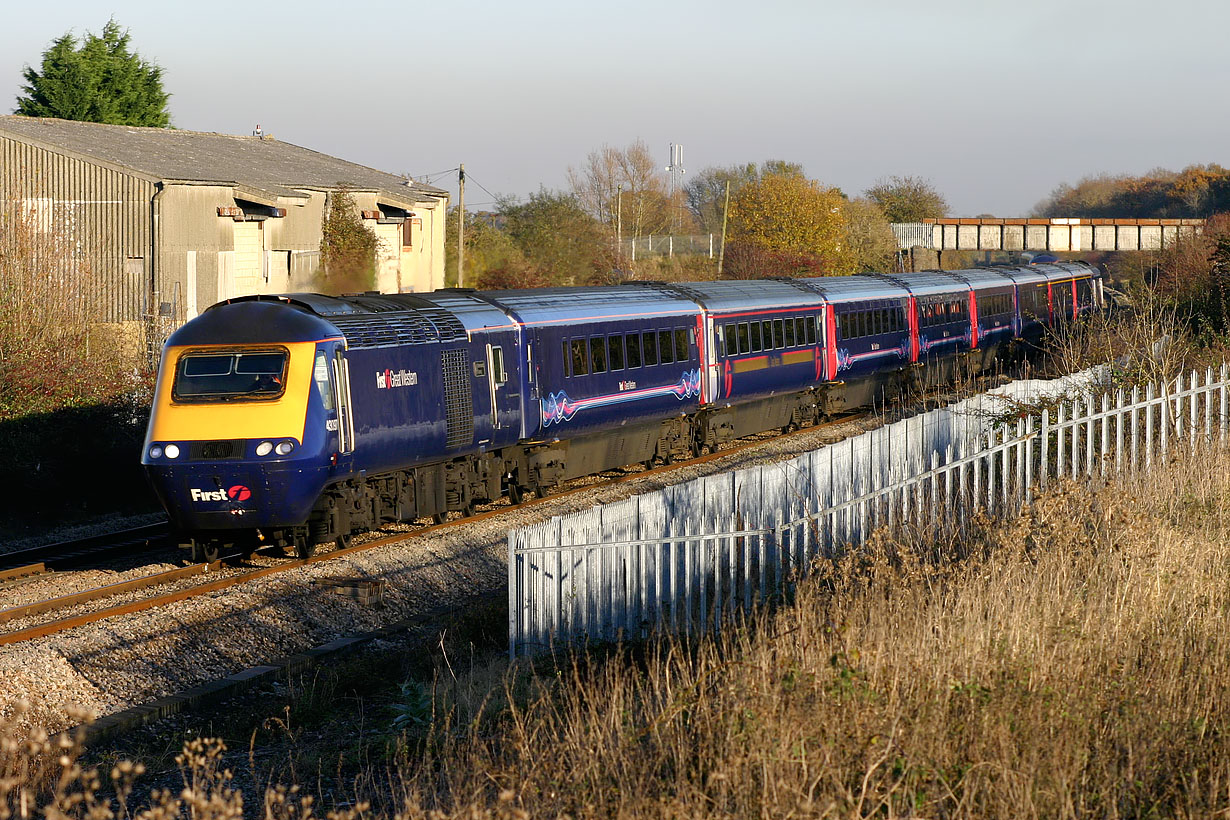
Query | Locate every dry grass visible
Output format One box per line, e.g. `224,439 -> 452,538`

0,199 -> 147,418
390,448 -> 1230,819
6,444 -> 1228,818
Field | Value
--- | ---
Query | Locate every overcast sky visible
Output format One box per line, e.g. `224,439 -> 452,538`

3,0 -> 1226,217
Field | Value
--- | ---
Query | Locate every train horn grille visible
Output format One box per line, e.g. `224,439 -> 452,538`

190,440 -> 244,460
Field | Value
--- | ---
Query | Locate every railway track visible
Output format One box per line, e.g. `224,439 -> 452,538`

0,412 -> 869,649
0,521 -> 170,574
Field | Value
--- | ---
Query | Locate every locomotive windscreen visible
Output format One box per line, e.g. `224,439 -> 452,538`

172,348 -> 289,402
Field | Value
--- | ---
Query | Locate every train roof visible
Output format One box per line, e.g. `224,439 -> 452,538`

168,299 -> 341,346
214,293 -> 469,348
980,265 -> 1051,286
932,268 -> 1018,291
795,274 -> 911,302
1031,262 -> 1096,281
474,284 -> 699,327
655,280 -> 825,312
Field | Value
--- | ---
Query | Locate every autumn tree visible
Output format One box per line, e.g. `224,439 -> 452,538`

16,19 -> 170,126
864,175 -> 948,223
318,189 -> 377,294
725,172 -> 853,278
842,198 -> 899,273
1034,165 -> 1230,218
684,160 -> 805,234
498,189 -> 611,285
568,140 -> 679,240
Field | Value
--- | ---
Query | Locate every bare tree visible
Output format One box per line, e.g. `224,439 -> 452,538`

568,140 -> 673,239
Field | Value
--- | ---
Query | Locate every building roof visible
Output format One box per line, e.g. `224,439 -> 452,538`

0,115 -> 446,208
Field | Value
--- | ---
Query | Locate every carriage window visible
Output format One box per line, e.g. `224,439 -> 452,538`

737,322 -> 750,354
658,330 -> 674,364
642,331 -> 659,366
724,323 -> 738,356
784,317 -> 796,347
491,346 -> 507,385
590,337 -> 608,373
608,335 -> 624,370
806,315 -> 818,345
772,319 -> 784,348
313,350 -> 334,411
626,333 -> 642,368
174,349 -> 288,402
570,339 -> 589,376
750,321 -> 763,352
674,328 -> 689,362
795,317 -> 806,344
562,340 -> 571,377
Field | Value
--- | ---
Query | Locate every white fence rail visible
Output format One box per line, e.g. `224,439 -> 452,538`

618,234 -> 716,259
509,366 -> 1230,656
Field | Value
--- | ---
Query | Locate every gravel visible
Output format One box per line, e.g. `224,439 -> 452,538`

0,415 -> 873,740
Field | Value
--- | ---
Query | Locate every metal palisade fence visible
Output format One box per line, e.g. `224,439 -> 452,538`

508,365 -> 1230,657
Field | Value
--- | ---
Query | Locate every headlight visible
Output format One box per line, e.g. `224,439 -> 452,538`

275,441 -> 295,456
164,444 -> 181,459
256,441 -> 274,457
149,445 -> 163,459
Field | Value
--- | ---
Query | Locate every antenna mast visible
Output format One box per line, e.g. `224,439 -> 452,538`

664,143 -> 685,233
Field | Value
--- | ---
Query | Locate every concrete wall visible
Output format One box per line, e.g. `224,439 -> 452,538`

904,219 -> 1206,253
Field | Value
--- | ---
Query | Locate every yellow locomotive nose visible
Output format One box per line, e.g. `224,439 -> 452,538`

145,341 -> 316,447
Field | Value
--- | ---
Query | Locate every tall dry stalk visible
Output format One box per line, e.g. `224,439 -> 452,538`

0,198 -> 144,417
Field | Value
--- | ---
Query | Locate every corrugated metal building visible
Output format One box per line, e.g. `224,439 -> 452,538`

0,116 -> 449,334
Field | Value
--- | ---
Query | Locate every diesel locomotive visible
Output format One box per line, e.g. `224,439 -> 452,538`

142,262 -> 1102,561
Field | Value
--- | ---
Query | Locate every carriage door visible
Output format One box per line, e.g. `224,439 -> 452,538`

332,349 -> 355,456
703,312 -> 718,404
486,343 -> 507,429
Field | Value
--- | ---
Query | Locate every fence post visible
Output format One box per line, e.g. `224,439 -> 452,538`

944,443 -> 955,521
1205,367 -> 1214,448
1024,414 -> 1035,506
1159,378 -> 1168,460
1099,392 -> 1110,478
1190,370 -> 1199,450
1057,403 -> 1066,479
1084,395 -> 1095,478
1041,407 -> 1050,490
998,422 -> 1008,506
1221,363 -> 1229,446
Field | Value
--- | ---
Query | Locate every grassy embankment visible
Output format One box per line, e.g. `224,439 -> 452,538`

4,420 -> 1230,818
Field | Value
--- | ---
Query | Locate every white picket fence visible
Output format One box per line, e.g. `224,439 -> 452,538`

508,365 -> 1230,657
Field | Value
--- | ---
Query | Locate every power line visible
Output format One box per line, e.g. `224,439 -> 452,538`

461,172 -> 504,204
409,166 -> 459,181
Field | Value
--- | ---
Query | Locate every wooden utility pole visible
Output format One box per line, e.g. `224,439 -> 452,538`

616,184 -> 622,253
457,164 -> 465,288
716,180 -> 730,277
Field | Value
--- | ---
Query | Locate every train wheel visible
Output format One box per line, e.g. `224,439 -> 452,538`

294,534 -> 315,560
432,513 -> 447,525
336,534 -> 353,551
191,539 -> 221,563
508,483 -> 526,505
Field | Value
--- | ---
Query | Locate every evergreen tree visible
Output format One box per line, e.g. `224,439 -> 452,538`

15,20 -> 170,127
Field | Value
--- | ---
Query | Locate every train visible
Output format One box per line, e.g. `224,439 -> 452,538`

141,262 -> 1102,561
